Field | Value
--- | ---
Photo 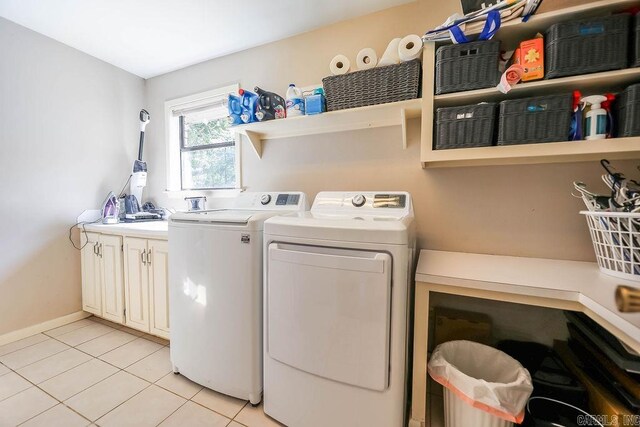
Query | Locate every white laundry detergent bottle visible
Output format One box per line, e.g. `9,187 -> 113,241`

582,95 -> 608,140
285,84 -> 305,117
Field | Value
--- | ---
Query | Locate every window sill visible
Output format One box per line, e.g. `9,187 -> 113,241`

163,188 -> 243,200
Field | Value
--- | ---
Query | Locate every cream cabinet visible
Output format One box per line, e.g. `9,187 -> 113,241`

80,232 -> 124,323
123,237 -> 170,339
80,232 -> 103,315
80,227 -> 169,340
148,240 -> 170,338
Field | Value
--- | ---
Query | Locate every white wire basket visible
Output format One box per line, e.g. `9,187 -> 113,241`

581,211 -> 640,282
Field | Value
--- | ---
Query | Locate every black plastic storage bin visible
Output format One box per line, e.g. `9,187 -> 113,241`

435,40 -> 501,94
618,82 -> 640,137
497,94 -> 573,146
545,13 -> 630,79
322,59 -> 421,112
435,103 -> 496,149
632,13 -> 640,67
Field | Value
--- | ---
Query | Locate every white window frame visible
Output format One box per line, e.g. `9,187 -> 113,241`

164,84 -> 242,198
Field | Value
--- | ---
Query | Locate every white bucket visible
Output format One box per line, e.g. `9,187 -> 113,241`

444,389 -> 513,427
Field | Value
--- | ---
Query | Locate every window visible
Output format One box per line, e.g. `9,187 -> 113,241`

165,84 -> 240,193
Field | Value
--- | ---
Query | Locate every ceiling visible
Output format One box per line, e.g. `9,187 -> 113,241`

0,0 -> 414,79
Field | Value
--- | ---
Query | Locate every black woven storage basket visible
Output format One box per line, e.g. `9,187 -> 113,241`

322,59 -> 421,112
545,13 -> 630,79
435,40 -> 501,95
618,83 -> 640,137
435,103 -> 496,150
633,14 -> 640,68
497,94 -> 573,146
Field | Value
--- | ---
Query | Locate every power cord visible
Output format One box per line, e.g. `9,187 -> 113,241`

118,174 -> 132,198
68,219 -> 101,250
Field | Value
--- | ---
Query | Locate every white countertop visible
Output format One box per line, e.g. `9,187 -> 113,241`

81,221 -> 168,239
415,249 -> 640,347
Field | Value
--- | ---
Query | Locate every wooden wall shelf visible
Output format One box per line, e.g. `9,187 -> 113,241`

233,98 -> 421,158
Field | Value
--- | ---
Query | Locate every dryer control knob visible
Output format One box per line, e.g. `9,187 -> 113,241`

260,194 -> 272,205
352,194 -> 366,207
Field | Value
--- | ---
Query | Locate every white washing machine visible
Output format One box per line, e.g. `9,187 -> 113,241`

263,192 -> 415,427
169,192 -> 307,405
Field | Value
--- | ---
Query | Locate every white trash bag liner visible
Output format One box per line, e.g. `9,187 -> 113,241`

428,340 -> 533,425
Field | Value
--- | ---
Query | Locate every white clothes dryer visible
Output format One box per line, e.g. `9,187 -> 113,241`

263,192 -> 415,426
169,192 -> 307,405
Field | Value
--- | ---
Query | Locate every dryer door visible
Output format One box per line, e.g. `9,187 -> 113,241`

267,242 -> 392,391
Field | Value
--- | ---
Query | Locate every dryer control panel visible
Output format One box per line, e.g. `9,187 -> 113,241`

312,192 -> 412,218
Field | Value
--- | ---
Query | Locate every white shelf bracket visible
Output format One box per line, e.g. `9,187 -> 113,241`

243,131 -> 263,158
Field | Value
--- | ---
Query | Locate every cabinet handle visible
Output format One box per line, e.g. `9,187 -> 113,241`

141,249 -> 147,265
98,243 -> 103,258
93,242 -> 99,255
147,249 -> 152,266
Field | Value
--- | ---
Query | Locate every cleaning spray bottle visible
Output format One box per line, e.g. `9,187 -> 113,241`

570,90 -> 583,141
581,95 -> 608,140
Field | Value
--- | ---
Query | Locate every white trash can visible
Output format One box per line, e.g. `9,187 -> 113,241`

428,340 -> 533,427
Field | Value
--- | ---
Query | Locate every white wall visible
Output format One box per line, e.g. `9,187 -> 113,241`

0,17 -> 145,335
144,1 -> 639,261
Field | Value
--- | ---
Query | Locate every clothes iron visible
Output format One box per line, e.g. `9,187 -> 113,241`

101,191 -> 119,224
255,87 -> 286,121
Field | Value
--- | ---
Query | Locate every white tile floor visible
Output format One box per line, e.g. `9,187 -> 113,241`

0,317 -> 283,427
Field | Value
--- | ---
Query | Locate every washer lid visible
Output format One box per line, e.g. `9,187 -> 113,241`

264,211 -> 414,245
170,209 -> 259,224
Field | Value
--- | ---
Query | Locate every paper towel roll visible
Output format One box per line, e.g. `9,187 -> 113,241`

356,48 -> 378,70
329,54 -> 350,75
398,34 -> 423,62
378,38 -> 401,67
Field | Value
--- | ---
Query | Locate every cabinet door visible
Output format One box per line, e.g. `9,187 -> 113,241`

123,237 -> 150,332
148,239 -> 170,339
81,232 -> 102,315
100,234 -> 124,324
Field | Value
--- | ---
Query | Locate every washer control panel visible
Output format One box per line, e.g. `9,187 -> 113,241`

230,192 -> 308,211
260,194 -> 272,205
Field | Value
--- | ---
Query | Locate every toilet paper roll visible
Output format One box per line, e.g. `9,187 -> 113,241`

329,54 -> 350,75
378,38 -> 402,67
398,34 -> 423,62
356,48 -> 378,70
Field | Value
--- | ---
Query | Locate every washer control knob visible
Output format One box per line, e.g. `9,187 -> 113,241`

260,194 -> 272,205
352,194 -> 366,207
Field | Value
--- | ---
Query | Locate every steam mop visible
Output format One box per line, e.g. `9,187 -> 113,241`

123,109 -> 162,221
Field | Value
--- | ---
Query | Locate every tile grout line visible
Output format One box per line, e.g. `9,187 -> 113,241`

183,397 -> 239,425
52,325 -> 119,349
150,394 -> 191,427
1,343 -> 72,373
3,320 -> 258,426
92,381 -> 154,425
5,354 -> 94,426
0,336 -> 49,358
43,320 -> 98,338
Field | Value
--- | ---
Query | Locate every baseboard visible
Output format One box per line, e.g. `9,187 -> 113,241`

0,311 -> 92,346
